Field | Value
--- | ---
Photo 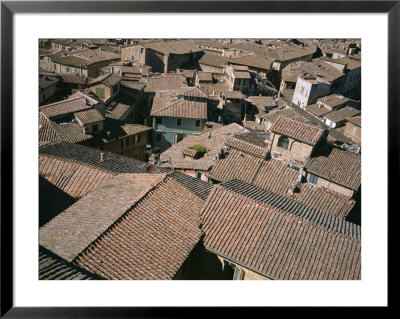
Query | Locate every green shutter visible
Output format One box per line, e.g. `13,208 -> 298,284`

96,88 -> 105,99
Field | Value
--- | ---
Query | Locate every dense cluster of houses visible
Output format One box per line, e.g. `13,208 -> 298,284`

39,38 -> 361,280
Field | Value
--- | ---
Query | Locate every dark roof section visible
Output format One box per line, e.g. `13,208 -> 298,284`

39,141 -> 170,175
225,134 -> 269,159
75,108 -> 105,125
39,246 -> 101,280
169,171 -> 213,200
39,75 -> 60,91
59,74 -> 87,85
220,179 -> 360,239
39,156 -> 113,227
40,174 -> 167,262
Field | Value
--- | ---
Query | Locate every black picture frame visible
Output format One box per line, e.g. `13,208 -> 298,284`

1,1 -> 395,317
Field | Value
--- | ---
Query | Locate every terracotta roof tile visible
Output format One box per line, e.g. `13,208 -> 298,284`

144,39 -> 202,55
305,147 -> 361,190
40,97 -> 90,118
201,183 -> 360,280
39,142 -> 169,175
225,134 -> 269,159
198,54 -> 228,68
271,116 -> 326,145
324,106 -> 360,123
73,177 -> 203,280
39,114 -> 61,144
39,246 -> 100,280
48,121 -> 93,143
74,108 -> 104,125
39,154 -> 113,226
143,74 -> 187,92
208,148 -> 265,184
159,123 -> 244,171
209,149 -> 355,219
168,171 -> 213,200
59,74 -> 87,85
151,90 -> 207,119
40,174 -> 167,262
229,53 -> 275,70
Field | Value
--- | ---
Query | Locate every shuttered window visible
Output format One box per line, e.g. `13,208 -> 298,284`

309,174 -> 318,185
96,88 -> 105,99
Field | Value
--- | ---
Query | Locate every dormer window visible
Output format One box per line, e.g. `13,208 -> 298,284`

277,135 -> 289,150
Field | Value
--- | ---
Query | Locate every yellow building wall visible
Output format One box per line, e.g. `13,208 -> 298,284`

269,132 -> 313,165
307,175 -> 354,197
216,255 -> 271,280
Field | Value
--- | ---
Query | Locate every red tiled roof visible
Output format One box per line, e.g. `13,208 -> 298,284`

144,39 -> 202,55
225,135 -> 269,159
208,149 -> 265,183
40,154 -> 113,199
201,185 -> 361,280
143,74 -> 187,92
209,149 -> 355,219
39,154 -> 113,226
75,108 -> 104,125
39,113 -> 60,144
49,121 -> 93,143
271,116 -> 326,145
306,148 -> 361,190
151,91 -> 207,119
40,97 -> 91,118
59,74 -> 87,85
73,177 -> 203,280
40,174 -> 167,262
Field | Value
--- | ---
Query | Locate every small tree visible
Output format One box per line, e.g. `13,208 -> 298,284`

188,143 -> 207,154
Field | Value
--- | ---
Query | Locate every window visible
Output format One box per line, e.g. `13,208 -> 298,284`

156,132 -> 162,141
92,124 -> 98,133
277,135 -> 289,150
196,171 -> 202,179
156,117 -> 162,125
141,48 -> 144,54
66,67 -> 71,73
309,174 -> 318,185
96,87 -> 105,99
131,55 -> 135,60
195,120 -> 201,127
121,137 -> 129,148
175,133 -> 184,144
134,134 -> 140,144
177,118 -> 182,126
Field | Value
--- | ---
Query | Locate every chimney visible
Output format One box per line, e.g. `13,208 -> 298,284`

287,184 -> 299,196
100,153 -> 105,161
106,131 -> 111,139
146,165 -> 155,174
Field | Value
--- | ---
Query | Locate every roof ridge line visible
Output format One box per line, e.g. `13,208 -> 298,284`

219,179 -> 360,240
39,97 -> 85,110
152,98 -> 182,115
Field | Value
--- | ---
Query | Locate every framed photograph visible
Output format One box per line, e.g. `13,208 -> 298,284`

1,0 -> 395,317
